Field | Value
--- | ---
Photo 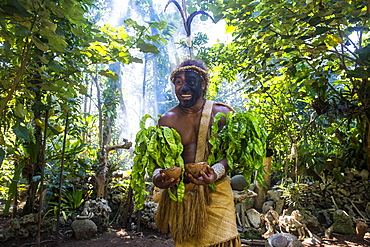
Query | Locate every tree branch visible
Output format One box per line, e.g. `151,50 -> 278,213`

105,139 -> 132,153
18,71 -> 79,89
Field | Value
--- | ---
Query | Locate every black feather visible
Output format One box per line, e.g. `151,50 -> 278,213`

185,11 -> 214,37
164,0 -> 188,34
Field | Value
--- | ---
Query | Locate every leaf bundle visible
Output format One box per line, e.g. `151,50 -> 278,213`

208,111 -> 268,184
131,114 -> 185,210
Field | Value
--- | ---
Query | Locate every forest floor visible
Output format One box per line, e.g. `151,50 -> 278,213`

2,225 -> 370,247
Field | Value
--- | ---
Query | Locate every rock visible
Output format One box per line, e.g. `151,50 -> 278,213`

20,213 -> 36,224
355,219 -> 368,241
266,233 -> 303,247
358,169 -> 369,180
86,199 -> 112,232
332,210 -> 356,235
231,175 -> 249,190
27,224 -> 38,237
246,208 -> 261,228
71,219 -> 97,240
267,189 -> 283,201
365,202 -> 370,219
17,227 -> 29,239
1,226 -> 15,242
325,225 -> 334,239
301,235 -> 321,245
262,201 -> 274,214
132,202 -> 158,230
11,219 -> 21,229
233,189 -> 257,203
275,199 -> 285,215
338,189 -> 350,197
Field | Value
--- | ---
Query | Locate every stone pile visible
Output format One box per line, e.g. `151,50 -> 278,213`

272,170 -> 370,224
0,213 -> 53,242
132,202 -> 157,230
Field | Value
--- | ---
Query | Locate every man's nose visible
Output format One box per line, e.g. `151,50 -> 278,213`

181,83 -> 190,92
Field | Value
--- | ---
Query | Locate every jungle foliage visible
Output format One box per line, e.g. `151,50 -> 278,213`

0,0 -> 165,218
0,0 -> 369,233
201,0 -> 370,179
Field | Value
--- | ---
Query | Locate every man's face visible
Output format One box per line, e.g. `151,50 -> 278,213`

173,71 -> 204,108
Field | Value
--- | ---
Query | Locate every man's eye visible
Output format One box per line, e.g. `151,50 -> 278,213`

175,80 -> 183,85
188,80 -> 196,85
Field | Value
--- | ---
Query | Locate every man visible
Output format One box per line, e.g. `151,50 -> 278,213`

153,59 -> 241,247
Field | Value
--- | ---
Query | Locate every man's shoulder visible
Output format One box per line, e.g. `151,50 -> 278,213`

159,106 -> 179,126
212,100 -> 235,113
162,105 -> 179,117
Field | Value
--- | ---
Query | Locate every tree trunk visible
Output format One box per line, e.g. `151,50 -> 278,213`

152,57 -> 159,116
365,121 -> 370,170
23,92 -> 43,215
36,110 -> 49,247
56,112 -> 69,245
253,157 -> 272,211
91,71 -> 106,199
141,54 -> 148,118
92,141 -> 132,198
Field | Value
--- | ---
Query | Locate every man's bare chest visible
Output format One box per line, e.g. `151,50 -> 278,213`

175,115 -> 201,146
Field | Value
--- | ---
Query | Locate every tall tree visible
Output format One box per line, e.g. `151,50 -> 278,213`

0,0 -> 164,213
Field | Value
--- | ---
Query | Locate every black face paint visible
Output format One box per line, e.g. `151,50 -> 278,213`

181,71 -> 203,108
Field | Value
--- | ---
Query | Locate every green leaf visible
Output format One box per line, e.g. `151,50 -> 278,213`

15,24 -> 30,37
355,45 -> 370,65
308,17 -> 321,26
13,124 -> 30,141
314,27 -> 331,35
137,43 -> 160,54
31,36 -> 49,52
0,148 -> 4,168
347,67 -> 369,79
3,162 -> 24,214
188,7 -> 197,14
49,126 -> 62,135
32,175 -> 41,182
14,103 -> 27,118
98,69 -> 119,81
284,47 -> 296,53
200,15 -> 209,21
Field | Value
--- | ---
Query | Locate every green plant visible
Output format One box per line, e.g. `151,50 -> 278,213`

131,114 -> 185,210
208,111 -> 268,184
204,0 -> 370,174
62,189 -> 85,209
44,203 -> 72,230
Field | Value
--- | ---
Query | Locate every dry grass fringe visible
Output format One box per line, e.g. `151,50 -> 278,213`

155,185 -> 212,243
209,235 -> 241,247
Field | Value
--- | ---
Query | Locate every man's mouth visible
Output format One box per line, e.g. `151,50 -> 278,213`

181,94 -> 192,100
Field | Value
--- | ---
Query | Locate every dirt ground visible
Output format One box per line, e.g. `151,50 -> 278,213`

3,226 -> 370,247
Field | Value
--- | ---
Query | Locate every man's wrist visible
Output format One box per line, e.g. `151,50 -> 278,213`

152,168 -> 161,181
211,163 -> 226,181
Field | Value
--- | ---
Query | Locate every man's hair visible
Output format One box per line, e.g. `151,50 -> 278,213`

178,59 -> 208,71
170,59 -> 209,89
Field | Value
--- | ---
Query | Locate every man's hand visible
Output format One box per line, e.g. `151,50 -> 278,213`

187,165 -> 216,185
153,171 -> 180,189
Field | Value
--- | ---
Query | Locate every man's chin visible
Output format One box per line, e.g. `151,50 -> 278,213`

180,100 -> 195,108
